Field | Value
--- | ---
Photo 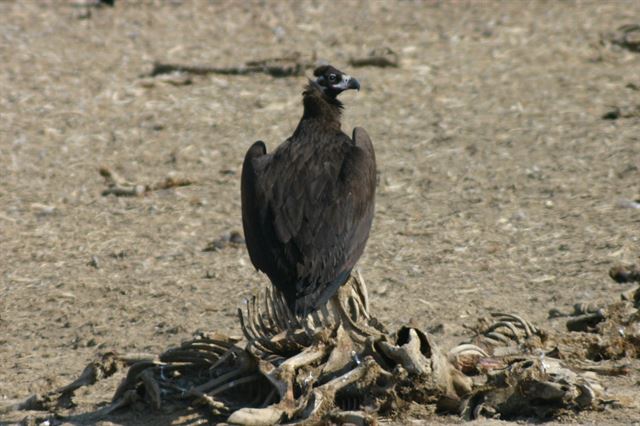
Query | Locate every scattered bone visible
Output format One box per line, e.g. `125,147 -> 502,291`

463,312 -> 545,355
461,356 -> 604,420
602,24 -> 640,52
147,53 -> 315,79
88,275 -> 471,424
99,167 -> 146,196
553,294 -> 640,361
326,410 -> 376,426
620,286 -> 640,309
349,47 -> 400,68
99,167 -> 194,197
0,352 -> 125,414
149,176 -> 195,191
566,309 -> 607,332
31,202 -> 56,217
571,359 -> 631,377
549,302 -> 604,319
103,277 -> 612,423
4,274 -> 626,423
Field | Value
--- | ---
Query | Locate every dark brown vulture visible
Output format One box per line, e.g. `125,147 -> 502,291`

241,65 -> 376,316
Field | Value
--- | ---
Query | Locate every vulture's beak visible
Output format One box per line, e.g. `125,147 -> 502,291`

347,77 -> 361,91
335,75 -> 360,92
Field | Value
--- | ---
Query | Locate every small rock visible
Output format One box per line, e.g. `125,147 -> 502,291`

31,203 -> 56,217
548,308 -> 568,319
203,240 -> 226,252
609,264 -> 640,283
88,256 -> 100,269
510,210 -> 527,222
602,108 -> 621,120
530,275 -> 556,284
427,323 -> 445,335
616,164 -> 637,179
566,310 -> 606,332
138,78 -> 156,88
229,231 -> 245,245
273,26 -> 286,42
615,198 -> 640,209
78,8 -> 94,19
525,165 -> 542,179
157,72 -> 192,86
189,197 -> 207,207
110,250 -> 128,259
602,105 -> 640,120
203,230 -> 245,252
374,284 -> 388,295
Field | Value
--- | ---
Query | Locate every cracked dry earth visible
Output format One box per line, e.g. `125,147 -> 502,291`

1,1 -> 639,425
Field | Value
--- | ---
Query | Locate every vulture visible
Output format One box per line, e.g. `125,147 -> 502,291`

241,65 -> 376,317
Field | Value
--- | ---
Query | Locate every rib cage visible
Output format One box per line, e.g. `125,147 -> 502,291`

238,272 -> 385,356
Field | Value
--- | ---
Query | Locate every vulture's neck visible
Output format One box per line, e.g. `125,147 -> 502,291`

294,83 -> 343,136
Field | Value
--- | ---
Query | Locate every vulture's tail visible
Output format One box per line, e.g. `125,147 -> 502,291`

293,269 -> 352,318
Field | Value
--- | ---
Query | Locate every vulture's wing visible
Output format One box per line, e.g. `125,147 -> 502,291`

241,141 -> 272,276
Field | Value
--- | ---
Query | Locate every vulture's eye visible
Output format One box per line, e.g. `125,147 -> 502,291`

328,73 -> 337,82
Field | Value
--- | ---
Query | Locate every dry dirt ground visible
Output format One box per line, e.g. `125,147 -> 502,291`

1,1 -> 640,425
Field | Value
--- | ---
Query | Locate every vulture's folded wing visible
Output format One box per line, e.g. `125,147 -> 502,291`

241,141 -> 272,276
290,128 -> 376,312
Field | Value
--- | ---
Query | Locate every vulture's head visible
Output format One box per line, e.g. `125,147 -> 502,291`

312,65 -> 360,99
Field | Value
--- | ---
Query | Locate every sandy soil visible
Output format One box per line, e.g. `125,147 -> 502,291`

1,1 -> 639,424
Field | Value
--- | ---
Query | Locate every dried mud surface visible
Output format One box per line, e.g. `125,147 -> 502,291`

1,1 -> 639,424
